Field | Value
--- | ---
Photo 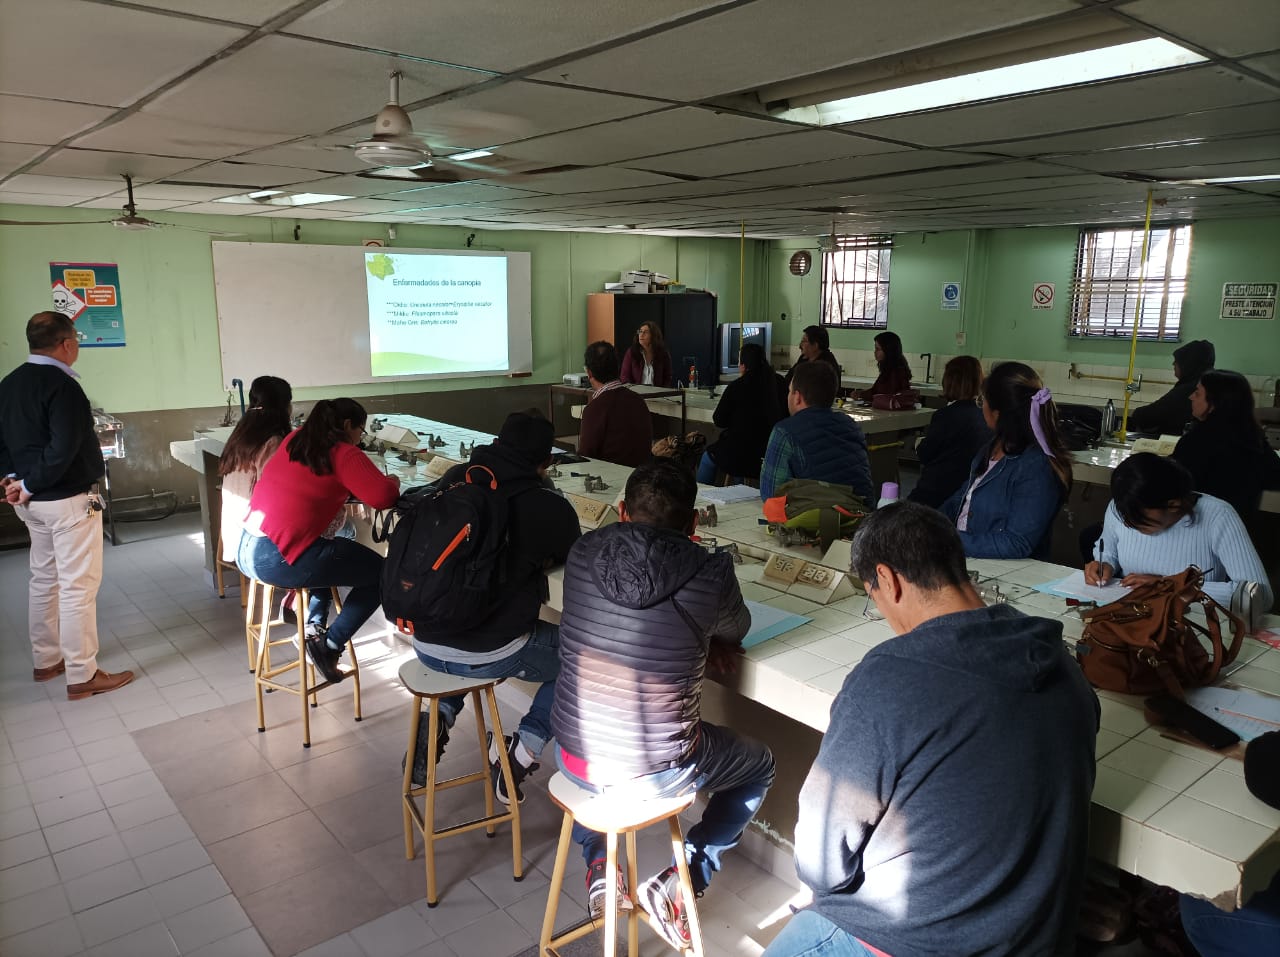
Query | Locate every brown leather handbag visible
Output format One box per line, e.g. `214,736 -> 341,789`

1076,566 -> 1245,696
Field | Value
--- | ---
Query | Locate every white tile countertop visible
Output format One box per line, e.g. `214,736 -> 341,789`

172,414 -> 1279,907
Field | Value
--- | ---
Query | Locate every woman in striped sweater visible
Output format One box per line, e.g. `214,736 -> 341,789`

1084,453 -> 1271,613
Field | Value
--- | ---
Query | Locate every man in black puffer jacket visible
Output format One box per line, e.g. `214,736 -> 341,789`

551,461 -> 775,948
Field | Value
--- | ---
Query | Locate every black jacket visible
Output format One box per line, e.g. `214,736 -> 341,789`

783,351 -> 842,394
552,522 -> 749,779
0,362 -> 104,501
1128,339 -> 1216,436
412,442 -> 580,653
1172,422 -> 1280,519
706,369 -> 787,478
907,400 -> 993,508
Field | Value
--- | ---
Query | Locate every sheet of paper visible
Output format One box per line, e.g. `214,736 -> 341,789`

742,600 -> 812,649
1184,686 -> 1280,741
698,484 -> 762,505
1033,571 -> 1132,604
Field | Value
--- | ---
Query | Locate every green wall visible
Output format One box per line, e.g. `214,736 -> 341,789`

768,216 -> 1280,381
0,205 -> 766,414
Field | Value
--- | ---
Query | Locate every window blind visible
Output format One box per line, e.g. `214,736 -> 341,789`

1069,224 -> 1191,340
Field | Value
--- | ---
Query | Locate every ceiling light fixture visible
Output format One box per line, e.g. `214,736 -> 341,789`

778,37 -> 1205,126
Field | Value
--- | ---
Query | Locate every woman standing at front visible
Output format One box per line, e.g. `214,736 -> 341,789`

237,398 -> 400,682
619,321 -> 672,387
940,362 -> 1073,559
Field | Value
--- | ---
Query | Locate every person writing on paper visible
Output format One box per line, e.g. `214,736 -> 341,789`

940,362 -> 1073,560
619,321 -> 672,387
1083,453 -> 1271,610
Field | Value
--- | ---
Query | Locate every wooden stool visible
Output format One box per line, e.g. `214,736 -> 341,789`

398,659 -> 523,907
248,580 -> 362,747
540,772 -> 705,957
214,532 -> 249,606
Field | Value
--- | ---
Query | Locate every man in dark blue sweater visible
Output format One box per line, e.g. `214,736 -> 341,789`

0,312 -> 133,700
766,502 -> 1098,957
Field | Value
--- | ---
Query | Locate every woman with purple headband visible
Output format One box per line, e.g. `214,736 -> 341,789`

940,362 -> 1074,559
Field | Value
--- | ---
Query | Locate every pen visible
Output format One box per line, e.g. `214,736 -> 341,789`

1093,537 -> 1110,586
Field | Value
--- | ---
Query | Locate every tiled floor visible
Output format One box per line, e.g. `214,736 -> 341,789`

0,514 -> 808,956
0,513 -> 1171,956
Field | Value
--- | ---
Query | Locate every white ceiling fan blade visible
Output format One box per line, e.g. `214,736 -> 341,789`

0,218 -> 117,226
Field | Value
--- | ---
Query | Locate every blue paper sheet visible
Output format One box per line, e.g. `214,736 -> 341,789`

742,600 -> 812,649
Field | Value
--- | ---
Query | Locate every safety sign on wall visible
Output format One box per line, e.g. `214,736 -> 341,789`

941,282 -> 962,311
1220,282 -> 1276,320
1032,282 -> 1056,310
49,261 -> 126,347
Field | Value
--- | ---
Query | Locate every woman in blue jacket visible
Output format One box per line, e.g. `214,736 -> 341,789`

941,362 -> 1073,559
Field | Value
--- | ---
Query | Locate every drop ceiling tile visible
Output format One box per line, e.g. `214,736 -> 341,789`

505,167 -> 686,194
371,183 -> 541,207
639,129 -> 904,178
144,35 -> 481,137
0,95 -> 117,146
27,148 -> 202,181
735,149 -> 991,185
74,196 -> 195,211
127,0 -> 299,24
844,67 -> 1279,147
307,198 -> 448,214
1242,54 -> 1280,82
1136,157 -> 1280,180
293,173 -> 484,198
250,206 -> 364,219
0,141 -> 45,177
0,191 -> 88,208
502,107 -> 789,166
0,0 -> 246,106
103,183 -> 244,202
1051,135 -> 1280,173
404,82 -> 665,152
964,100 -> 1280,157
160,202 -> 271,216
531,0 -> 1077,100
288,0 -> 725,73
162,161 -> 334,188
73,114 -> 296,159
690,187 -> 849,208
1123,0 -> 1280,58
566,178 -> 760,202
1,174 -> 118,197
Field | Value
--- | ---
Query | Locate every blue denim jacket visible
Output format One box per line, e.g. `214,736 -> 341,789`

940,447 -> 1066,559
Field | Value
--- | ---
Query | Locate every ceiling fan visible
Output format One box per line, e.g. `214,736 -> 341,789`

345,70 -> 515,181
0,174 -> 244,235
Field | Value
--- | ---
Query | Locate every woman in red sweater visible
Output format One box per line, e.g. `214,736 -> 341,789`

856,331 -> 913,399
237,398 -> 400,683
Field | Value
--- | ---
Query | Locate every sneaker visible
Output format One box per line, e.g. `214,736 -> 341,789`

304,636 -> 345,684
304,620 -> 326,638
639,866 -> 691,951
401,713 -> 449,788
586,858 -> 635,920
487,732 -> 538,806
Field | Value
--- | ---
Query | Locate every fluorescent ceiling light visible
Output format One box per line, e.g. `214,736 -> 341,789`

794,38 -> 1206,125
449,149 -> 494,161
1194,173 -> 1280,184
214,191 -> 353,206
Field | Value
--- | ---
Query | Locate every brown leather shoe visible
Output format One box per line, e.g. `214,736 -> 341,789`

33,660 -> 66,682
67,669 -> 135,700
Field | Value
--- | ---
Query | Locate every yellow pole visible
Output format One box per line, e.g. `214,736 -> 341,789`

739,221 -> 745,325
1119,189 -> 1154,441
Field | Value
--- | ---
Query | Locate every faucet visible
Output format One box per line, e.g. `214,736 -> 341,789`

919,353 -> 933,383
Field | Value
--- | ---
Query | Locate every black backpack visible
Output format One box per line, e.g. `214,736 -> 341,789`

379,465 -> 540,634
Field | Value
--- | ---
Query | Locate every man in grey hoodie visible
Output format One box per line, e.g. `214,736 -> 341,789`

766,502 -> 1099,957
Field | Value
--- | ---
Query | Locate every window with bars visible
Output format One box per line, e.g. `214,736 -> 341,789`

821,235 -> 892,329
1069,224 -> 1191,340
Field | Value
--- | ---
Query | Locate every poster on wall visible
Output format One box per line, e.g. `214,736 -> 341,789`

1032,282 -> 1056,310
1220,282 -> 1276,320
941,281 -> 961,311
49,261 -> 126,347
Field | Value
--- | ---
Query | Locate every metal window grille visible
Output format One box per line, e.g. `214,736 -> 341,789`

1069,224 -> 1191,340
821,235 -> 892,329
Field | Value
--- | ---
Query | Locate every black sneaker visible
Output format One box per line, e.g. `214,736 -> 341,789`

487,732 -> 538,806
586,858 -> 634,920
304,636 -> 345,684
639,866 -> 691,951
401,713 -> 449,788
